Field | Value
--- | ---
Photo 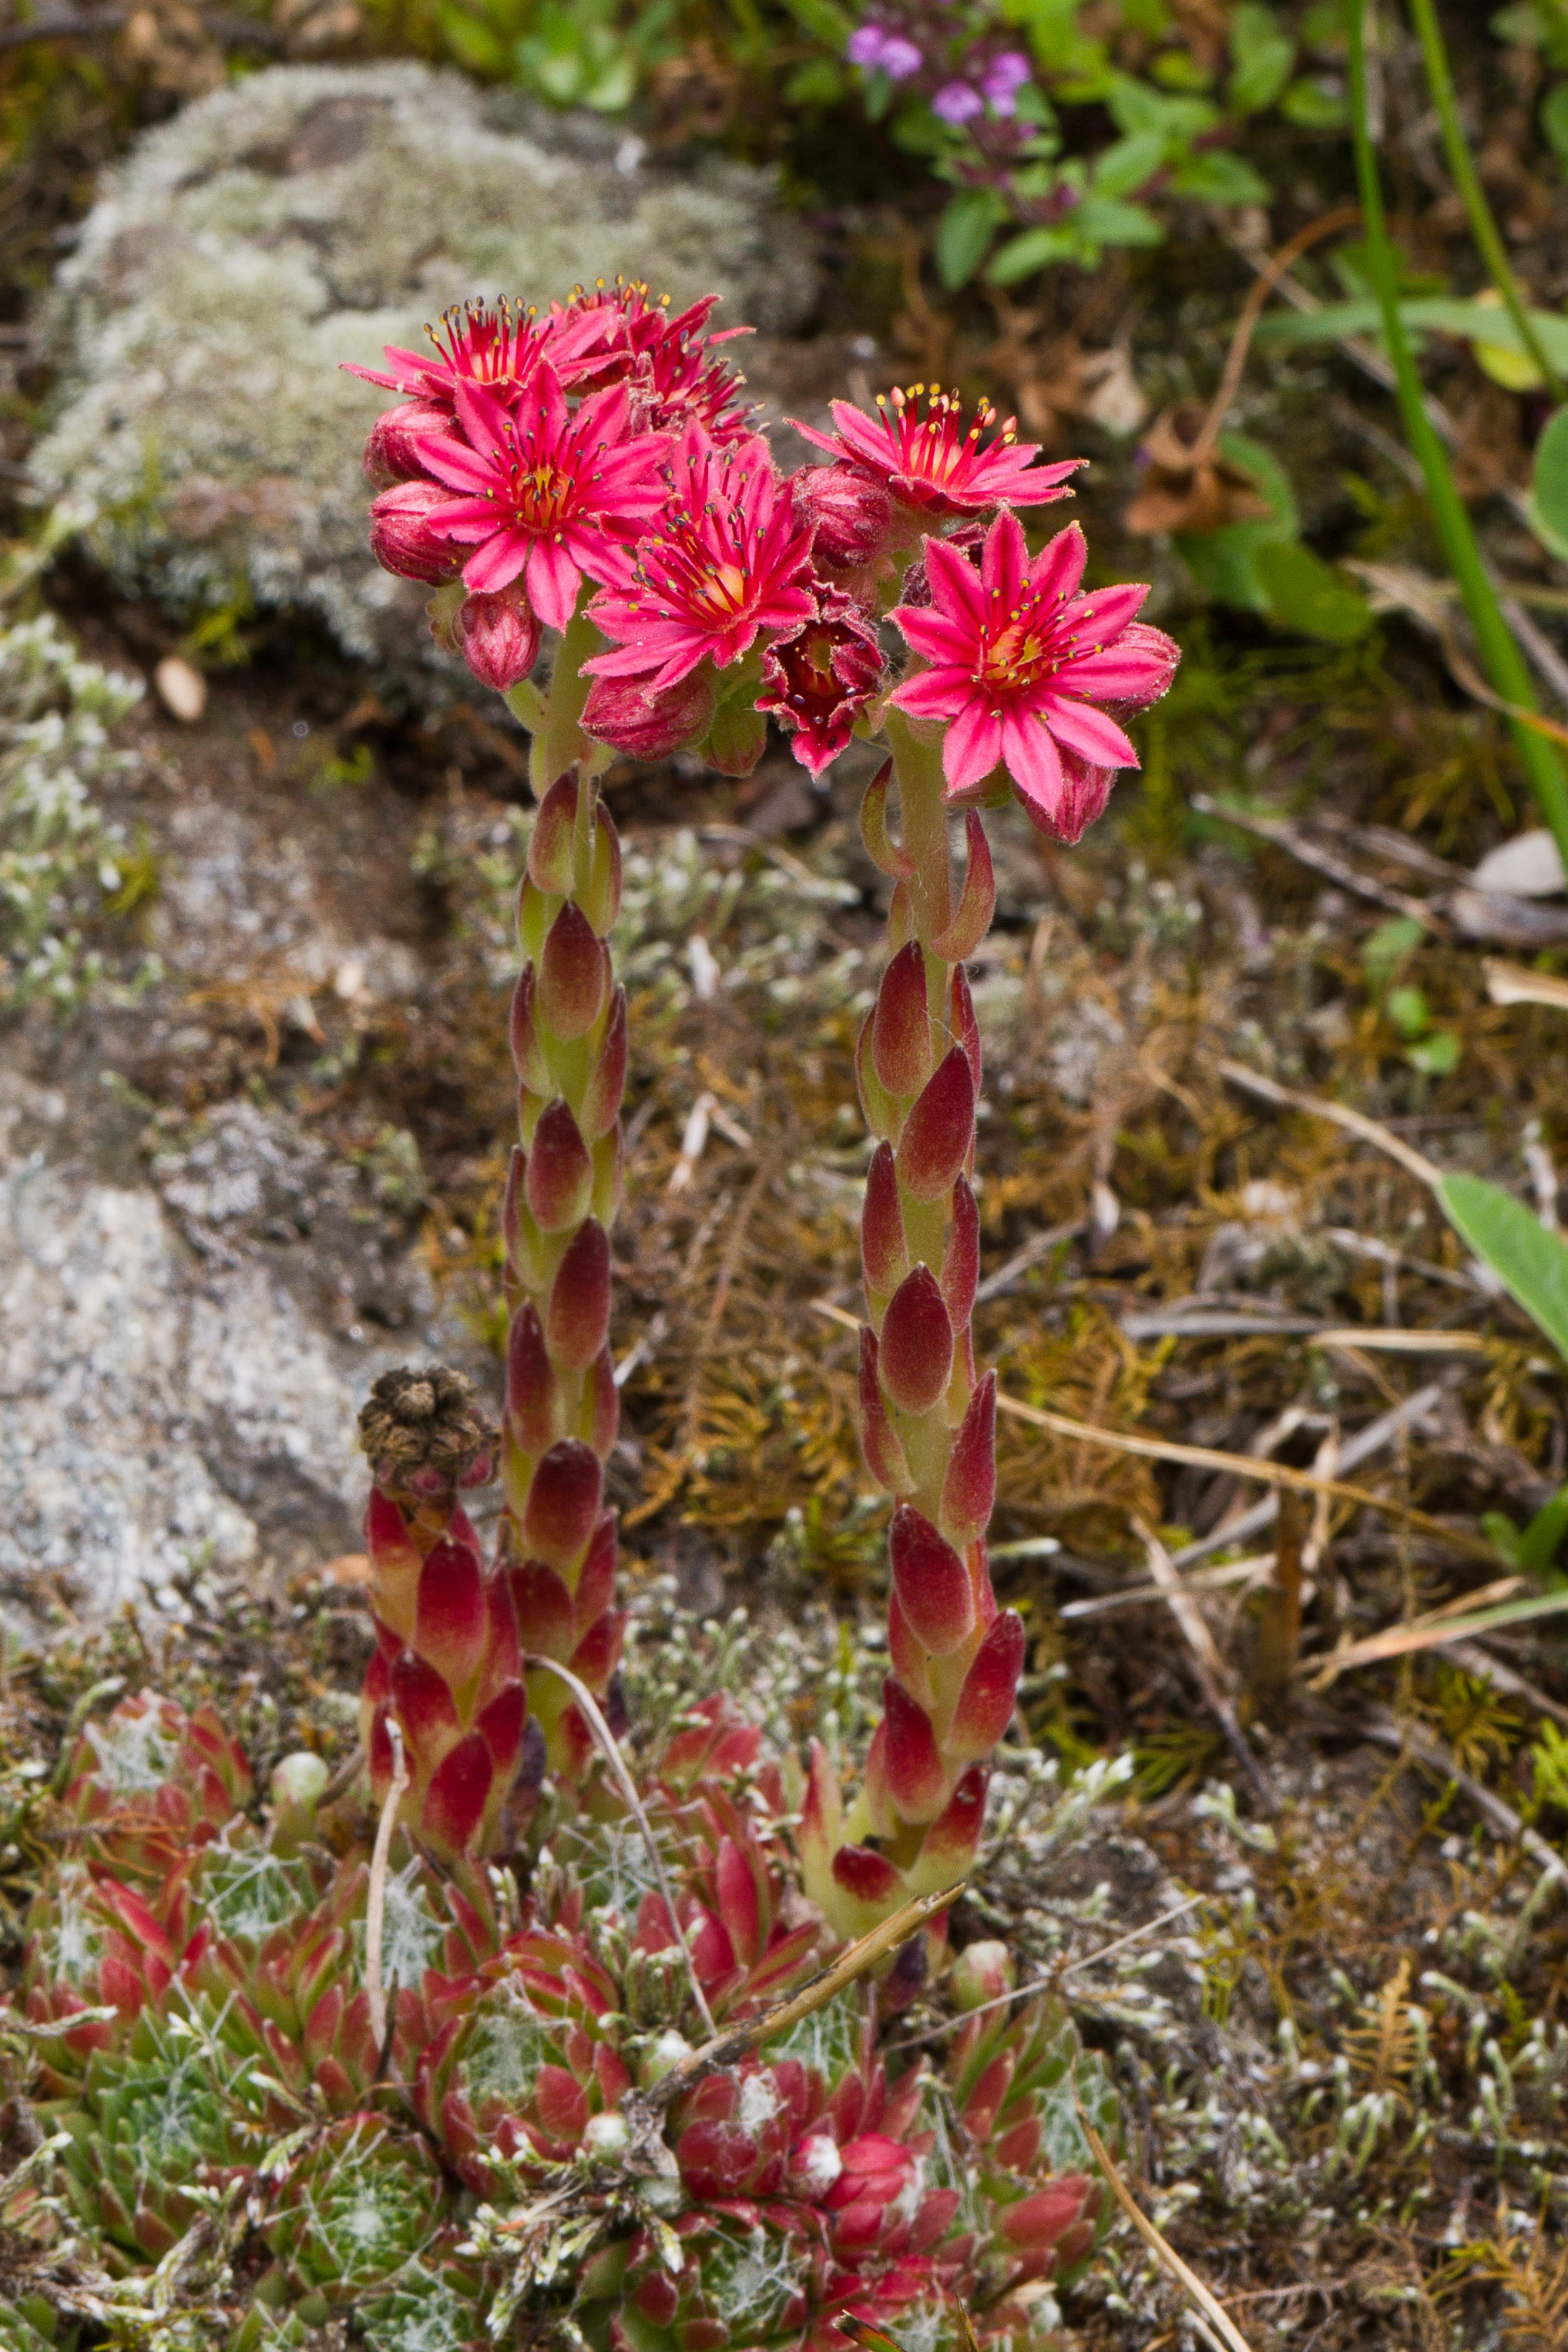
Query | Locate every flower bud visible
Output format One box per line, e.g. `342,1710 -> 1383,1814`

794,462 -> 895,569
581,2111 -> 630,2160
368,480 -> 460,584
453,584 -> 541,694
581,669 -> 715,758
896,1047 -> 975,1202
950,1938 -> 1015,2011
871,941 -> 931,1099
879,1265 -> 954,1416
888,1505 -> 974,1655
364,398 -> 453,488
537,901 -> 609,1040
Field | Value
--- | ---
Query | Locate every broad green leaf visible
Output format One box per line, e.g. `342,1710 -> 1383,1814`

1070,193 -> 1163,247
935,190 -> 1006,290
1174,432 -> 1298,613
1258,296 -> 1568,372
1170,150 -> 1272,205
776,0 -> 853,42
1252,539 -> 1372,643
1091,130 -> 1167,197
1228,2 -> 1294,116
785,58 -> 844,105
1405,1028 -> 1460,1076
1519,1481 -> 1568,1578
1439,1170 -> 1568,1360
986,225 -> 1079,284
1533,406 -> 1568,548
1280,75 -> 1348,128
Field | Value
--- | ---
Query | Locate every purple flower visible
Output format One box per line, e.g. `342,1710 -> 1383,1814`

981,50 -> 1032,114
932,79 -> 985,124
847,24 -> 923,79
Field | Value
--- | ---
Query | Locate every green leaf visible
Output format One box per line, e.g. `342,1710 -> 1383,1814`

1405,1028 -> 1459,1075
1543,82 -> 1568,164
1362,915 -> 1424,996
437,2 -> 509,73
1105,72 -> 1217,141
1386,984 -> 1430,1040
776,0 -> 853,42
1481,1509 -> 1526,1565
986,225 -> 1080,284
1169,150 -> 1272,204
1257,294 -> 1568,371
935,190 -> 1008,290
1439,1170 -> 1568,1359
1091,130 -> 1167,196
1519,1480 -> 1568,1578
784,58 -> 844,105
1173,432 -> 1298,612
1070,193 -> 1163,247
1228,2 -> 1294,116
1280,74 -> 1348,128
1533,407 -> 1568,549
1252,539 -> 1372,643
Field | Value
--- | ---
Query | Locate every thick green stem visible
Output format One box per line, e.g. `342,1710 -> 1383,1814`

1347,1 -> 1568,868
884,707 -> 954,1062
1405,0 -> 1566,403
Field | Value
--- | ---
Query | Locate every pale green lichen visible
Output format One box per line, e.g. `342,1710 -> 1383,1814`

0,609 -> 145,1008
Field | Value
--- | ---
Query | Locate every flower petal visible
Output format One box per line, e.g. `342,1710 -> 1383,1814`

891,667 -> 968,721
1024,521 -> 1088,607
526,536 -> 584,632
894,606 -> 976,665
943,697 -> 1004,794
462,528 -> 530,593
1041,696 -> 1140,769
414,436 -> 498,495
982,509 -> 1029,607
922,535 -> 986,627
1000,707 -> 1064,816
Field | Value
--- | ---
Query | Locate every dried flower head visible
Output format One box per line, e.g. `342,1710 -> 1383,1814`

358,1366 -> 496,1498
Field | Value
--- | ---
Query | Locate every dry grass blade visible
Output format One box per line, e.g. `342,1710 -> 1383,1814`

1073,2092 -> 1258,2352
642,1879 -> 964,2116
1308,1586 -> 1568,1685
527,1653 -> 719,2038
1218,1060 -> 1443,1187
1133,1515 -> 1278,1816
808,1301 -> 1501,1564
1485,959 -> 1568,1012
364,1718 -> 407,2056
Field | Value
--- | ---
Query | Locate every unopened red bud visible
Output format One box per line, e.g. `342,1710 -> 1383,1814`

524,1100 -> 593,1231
952,964 -> 982,1094
421,1731 -> 493,1856
941,1370 -> 996,1544
858,1329 -> 913,1493
505,1301 -> 557,1457
948,1608 -> 1026,1760
547,1218 -> 612,1373
879,1264 -> 954,1416
522,1437 -> 603,1567
871,941 -> 931,1098
896,1047 -> 975,1202
889,1505 -> 974,1656
391,1650 -> 461,1754
368,480 -> 461,584
877,1677 -> 947,1822
794,462 -> 895,569
861,1142 -> 908,1300
529,773 -> 578,896
510,969 -> 551,1097
507,1557 -> 575,1657
700,694 -> 767,779
415,1535 -> 487,1690
950,1938 -> 1014,2011
454,584 -> 541,694
475,1682 -> 525,1778
575,1512 -> 618,1629
582,669 -> 715,760
579,987 -> 626,1141
538,901 -> 609,1040
914,1763 -> 987,1878
364,398 -> 453,488
942,1176 -> 979,1329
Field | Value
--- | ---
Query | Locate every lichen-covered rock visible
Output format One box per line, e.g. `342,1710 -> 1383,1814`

30,64 -> 817,675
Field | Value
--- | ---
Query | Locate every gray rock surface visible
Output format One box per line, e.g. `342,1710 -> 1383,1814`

30,62 -> 818,672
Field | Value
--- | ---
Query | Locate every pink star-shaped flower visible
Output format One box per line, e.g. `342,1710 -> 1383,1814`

890,510 -> 1178,842
411,368 -> 667,630
789,385 -> 1082,519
